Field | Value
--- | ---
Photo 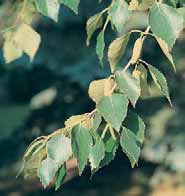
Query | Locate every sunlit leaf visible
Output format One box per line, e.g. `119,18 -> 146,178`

149,2 -> 183,49
24,147 -> 46,179
130,37 -> 143,64
109,0 -> 131,33
35,0 -> 60,22
13,24 -> 41,61
128,0 -> 139,10
88,78 -> 114,103
38,157 -> 58,188
3,37 -> 23,63
47,135 -> 72,166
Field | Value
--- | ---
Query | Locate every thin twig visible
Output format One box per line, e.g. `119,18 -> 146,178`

122,59 -> 132,72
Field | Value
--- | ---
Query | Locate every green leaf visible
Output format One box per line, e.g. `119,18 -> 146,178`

86,13 -> 103,46
38,157 -> 58,188
47,135 -> 72,166
108,33 -> 130,73
91,112 -> 102,132
35,0 -> 60,22
13,24 -> 41,61
100,136 -> 118,167
132,63 -> 150,97
97,93 -> 129,132
89,139 -> 105,170
177,8 -> 185,26
115,71 -> 141,107
59,0 -> 80,14
109,0 -> 131,33
170,0 -> 178,7
91,136 -> 118,176
149,2 -> 183,49
96,30 -> 105,66
124,111 -> 145,143
55,164 -> 67,191
147,64 -> 171,104
154,36 -> 176,71
120,127 -> 141,168
71,124 -> 93,175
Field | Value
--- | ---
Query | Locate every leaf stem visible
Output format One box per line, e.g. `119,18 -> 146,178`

101,123 -> 109,139
100,7 -> 109,15
109,126 -> 116,140
103,15 -> 110,32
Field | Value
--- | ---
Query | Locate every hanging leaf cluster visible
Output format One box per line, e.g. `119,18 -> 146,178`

1,0 -> 185,191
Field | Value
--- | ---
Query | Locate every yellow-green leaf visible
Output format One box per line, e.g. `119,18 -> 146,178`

128,0 -> 139,10
130,37 -> 143,64
132,63 -> 150,97
3,38 -> 23,63
13,24 -> 41,61
86,13 -> 103,46
88,78 -> 115,103
154,36 -> 176,71
108,33 -> 130,73
65,114 -> 86,128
